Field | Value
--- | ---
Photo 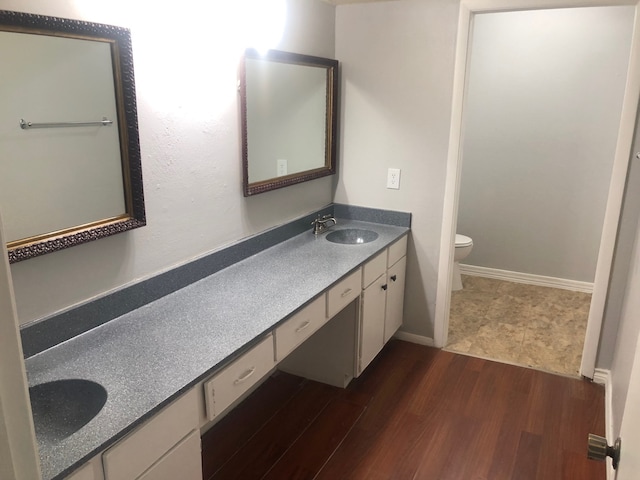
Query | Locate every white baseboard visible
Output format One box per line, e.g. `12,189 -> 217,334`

593,368 -> 614,480
393,331 -> 435,347
459,265 -> 594,293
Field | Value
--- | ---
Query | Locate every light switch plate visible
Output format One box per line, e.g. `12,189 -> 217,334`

387,168 -> 401,189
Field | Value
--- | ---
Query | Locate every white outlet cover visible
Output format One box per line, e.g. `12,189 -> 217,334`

387,168 -> 401,189
277,159 -> 287,177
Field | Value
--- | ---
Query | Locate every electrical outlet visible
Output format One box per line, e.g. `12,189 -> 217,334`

387,168 -> 401,189
277,159 -> 288,177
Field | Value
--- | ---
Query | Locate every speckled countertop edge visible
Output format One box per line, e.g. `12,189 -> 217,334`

25,219 -> 409,480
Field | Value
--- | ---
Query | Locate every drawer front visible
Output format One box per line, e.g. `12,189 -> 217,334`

362,250 -> 386,289
204,334 -> 274,420
388,235 -> 408,268
137,430 -> 201,480
102,388 -> 199,480
327,268 -> 362,318
275,295 -> 327,361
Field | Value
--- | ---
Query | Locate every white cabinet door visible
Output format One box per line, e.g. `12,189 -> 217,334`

359,273 -> 387,374
102,389 -> 199,480
137,430 -> 201,480
64,462 -> 99,480
384,256 -> 406,343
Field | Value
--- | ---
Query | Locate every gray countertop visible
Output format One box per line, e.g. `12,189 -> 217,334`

25,219 -> 409,480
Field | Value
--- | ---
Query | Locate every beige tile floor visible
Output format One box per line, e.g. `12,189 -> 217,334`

444,275 -> 591,377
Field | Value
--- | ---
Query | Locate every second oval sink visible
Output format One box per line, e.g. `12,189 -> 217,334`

326,228 -> 378,245
29,379 -> 107,442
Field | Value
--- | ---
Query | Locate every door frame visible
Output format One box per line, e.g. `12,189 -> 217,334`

433,0 -> 640,378
0,210 -> 41,480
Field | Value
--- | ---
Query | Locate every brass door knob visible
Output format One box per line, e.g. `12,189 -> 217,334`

587,433 -> 621,470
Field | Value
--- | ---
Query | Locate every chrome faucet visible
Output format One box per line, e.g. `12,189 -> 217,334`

311,214 -> 337,235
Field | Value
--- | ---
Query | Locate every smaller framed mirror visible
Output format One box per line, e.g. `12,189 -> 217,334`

240,48 -> 339,196
0,10 -> 145,263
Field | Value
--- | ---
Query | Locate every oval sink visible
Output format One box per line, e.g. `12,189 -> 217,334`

326,228 -> 378,245
29,379 -> 107,442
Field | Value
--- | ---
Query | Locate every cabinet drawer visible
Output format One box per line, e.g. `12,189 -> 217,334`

204,334 -> 274,420
102,388 -> 199,480
137,430 -> 201,480
275,295 -> 327,361
362,250 -> 386,289
327,268 -> 362,318
388,235 -> 408,268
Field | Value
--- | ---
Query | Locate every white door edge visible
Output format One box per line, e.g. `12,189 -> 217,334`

0,211 -> 41,480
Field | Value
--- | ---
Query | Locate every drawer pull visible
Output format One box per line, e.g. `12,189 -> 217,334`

341,288 -> 353,298
233,367 -> 256,385
295,321 -> 312,333
390,275 -> 397,282
381,284 -> 388,291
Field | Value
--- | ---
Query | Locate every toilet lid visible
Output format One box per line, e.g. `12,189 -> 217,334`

455,234 -> 473,247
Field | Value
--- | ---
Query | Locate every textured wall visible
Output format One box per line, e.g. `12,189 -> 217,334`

2,0 -> 336,325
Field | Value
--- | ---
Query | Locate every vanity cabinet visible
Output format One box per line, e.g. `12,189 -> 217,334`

136,430 -> 201,480
358,236 -> 407,375
276,268 -> 362,388
101,388 -> 200,480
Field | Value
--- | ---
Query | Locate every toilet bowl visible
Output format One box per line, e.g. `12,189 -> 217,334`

452,234 -> 473,291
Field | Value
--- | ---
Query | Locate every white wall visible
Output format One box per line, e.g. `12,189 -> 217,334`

1,0 -> 336,325
457,7 -> 633,282
335,0 -> 459,338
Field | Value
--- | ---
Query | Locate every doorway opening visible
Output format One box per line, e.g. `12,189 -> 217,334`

434,0 -> 640,379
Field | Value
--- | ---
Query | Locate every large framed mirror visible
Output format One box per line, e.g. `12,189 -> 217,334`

240,48 -> 338,196
0,10 -> 145,263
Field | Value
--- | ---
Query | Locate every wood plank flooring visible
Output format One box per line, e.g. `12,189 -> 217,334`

201,340 -> 606,480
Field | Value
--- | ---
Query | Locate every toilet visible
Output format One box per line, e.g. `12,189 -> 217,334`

452,234 -> 473,291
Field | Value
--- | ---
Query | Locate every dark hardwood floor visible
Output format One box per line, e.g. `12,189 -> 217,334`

202,340 -> 605,480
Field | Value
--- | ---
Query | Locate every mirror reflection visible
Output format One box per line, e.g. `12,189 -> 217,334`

0,10 -> 145,263
241,48 -> 338,196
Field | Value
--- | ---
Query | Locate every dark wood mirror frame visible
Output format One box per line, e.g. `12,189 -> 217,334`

1,10 -> 145,263
240,48 -> 339,196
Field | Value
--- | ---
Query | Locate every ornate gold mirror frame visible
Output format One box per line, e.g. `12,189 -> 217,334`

240,48 -> 339,196
0,10 -> 145,263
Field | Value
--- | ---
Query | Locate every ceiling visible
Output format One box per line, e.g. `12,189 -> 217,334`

321,0 -> 399,5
